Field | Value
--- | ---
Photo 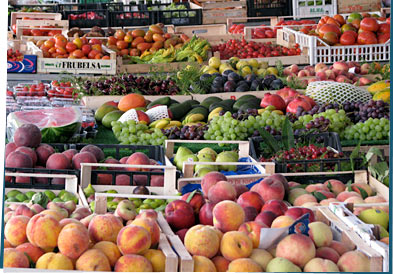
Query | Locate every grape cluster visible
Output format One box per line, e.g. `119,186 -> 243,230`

162,124 -> 208,140
298,103 -> 340,117
251,126 -> 281,137
111,120 -> 167,145
342,100 -> 390,123
305,116 -> 330,132
223,109 -> 259,121
83,74 -> 180,96
344,118 -> 390,141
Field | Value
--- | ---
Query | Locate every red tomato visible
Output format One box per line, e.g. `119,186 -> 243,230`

89,38 -> 102,45
65,42 -> 77,53
340,32 -> 356,45
378,23 -> 390,34
378,33 -> 390,44
360,17 -> 379,32
318,24 -> 341,38
31,29 -> 43,36
81,44 -> 91,55
357,31 -> 378,44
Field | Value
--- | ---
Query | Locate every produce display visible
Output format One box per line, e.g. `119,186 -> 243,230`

5,5 -> 391,273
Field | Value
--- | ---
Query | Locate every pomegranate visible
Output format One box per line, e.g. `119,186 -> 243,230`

284,96 -> 298,106
276,87 -> 299,100
299,95 -> 316,107
260,93 -> 286,111
286,98 -> 312,114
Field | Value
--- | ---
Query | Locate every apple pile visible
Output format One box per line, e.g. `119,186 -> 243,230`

7,48 -> 24,62
4,200 -> 168,271
300,13 -> 390,45
165,172 -> 376,272
106,24 -> 190,57
283,61 -> 381,86
36,34 -> 111,59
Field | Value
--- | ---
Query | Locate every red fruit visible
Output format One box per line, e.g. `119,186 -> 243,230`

286,98 -> 312,114
318,24 -> 341,38
298,95 -> 316,107
360,17 -> 379,32
81,44 -> 91,55
199,202 -> 216,225
378,23 -> 390,34
340,32 -> 356,45
65,42 -> 77,53
260,93 -> 286,111
165,200 -> 195,231
357,31 -> 378,45
378,33 -> 390,44
276,87 -> 299,100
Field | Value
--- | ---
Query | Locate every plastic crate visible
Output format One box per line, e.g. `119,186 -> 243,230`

149,2 -> 202,26
63,9 -> 109,28
292,0 -> 337,17
281,25 -> 390,65
10,4 -> 58,13
110,5 -> 153,27
247,0 -> 289,17
58,3 -> 123,12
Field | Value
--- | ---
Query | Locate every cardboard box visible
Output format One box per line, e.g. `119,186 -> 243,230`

338,0 -> 381,13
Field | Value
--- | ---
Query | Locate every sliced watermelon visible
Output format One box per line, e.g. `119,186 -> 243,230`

7,107 -> 82,143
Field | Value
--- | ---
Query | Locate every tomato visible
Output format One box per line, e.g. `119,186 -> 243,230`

378,23 -> 390,34
318,24 -> 341,38
107,36 -> 118,46
48,30 -> 61,36
88,49 -> 100,59
116,40 -> 129,50
340,32 -> 356,45
55,35 -> 67,48
31,29 -> 43,36
65,42 -> 77,53
378,33 -> 390,44
91,44 -> 102,52
43,39 -> 55,49
72,49 -> 84,58
357,31 -> 378,44
89,38 -> 102,45
114,30 -> 126,40
360,17 -> 379,32
326,18 -> 341,27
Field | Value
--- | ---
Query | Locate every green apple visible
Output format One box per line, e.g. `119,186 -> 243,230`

358,209 -> 389,230
7,190 -> 22,198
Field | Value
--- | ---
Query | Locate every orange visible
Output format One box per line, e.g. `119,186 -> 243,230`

118,94 -> 146,112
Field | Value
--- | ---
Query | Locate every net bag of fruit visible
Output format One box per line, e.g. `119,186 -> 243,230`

305,81 -> 372,105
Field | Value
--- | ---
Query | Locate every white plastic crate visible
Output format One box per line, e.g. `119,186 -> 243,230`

292,0 -> 337,16
282,26 -> 390,65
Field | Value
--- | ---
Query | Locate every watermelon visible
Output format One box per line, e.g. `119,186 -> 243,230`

7,107 -> 82,143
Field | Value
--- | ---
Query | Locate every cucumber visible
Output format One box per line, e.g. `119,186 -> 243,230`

147,97 -> 171,109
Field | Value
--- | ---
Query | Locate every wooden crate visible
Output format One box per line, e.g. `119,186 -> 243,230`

16,19 -> 69,39
243,26 -> 277,43
93,192 -> 180,271
368,173 -> 389,202
199,1 -> 247,24
80,162 -> 178,195
11,12 -> 62,27
175,24 -> 243,43
26,41 -> 117,75
81,95 -> 193,110
5,172 -> 88,208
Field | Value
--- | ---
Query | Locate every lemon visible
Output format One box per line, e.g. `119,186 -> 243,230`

259,61 -> 269,69
207,68 -> 218,74
267,67 -> 279,76
248,59 -> 259,68
229,57 -> 240,69
241,66 -> 252,76
257,68 -> 267,77
236,61 -> 248,70
219,64 -> 232,74
208,57 -> 221,69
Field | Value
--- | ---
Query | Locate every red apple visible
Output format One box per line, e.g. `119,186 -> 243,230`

199,201 -> 216,226
181,192 -> 205,214
165,200 -> 195,231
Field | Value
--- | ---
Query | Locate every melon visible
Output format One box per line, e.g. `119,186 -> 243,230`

7,107 -> 82,143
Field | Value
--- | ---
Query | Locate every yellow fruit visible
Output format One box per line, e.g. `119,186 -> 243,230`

259,61 -> 269,69
248,59 -> 259,68
208,57 -> 221,69
257,68 -> 267,77
219,64 -> 233,74
241,66 -> 252,76
367,80 -> 390,94
236,61 -> 248,70
207,68 -> 218,74
267,67 -> 279,76
373,88 -> 390,103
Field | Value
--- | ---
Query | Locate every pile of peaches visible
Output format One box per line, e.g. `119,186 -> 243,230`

105,24 -> 189,57
36,34 -> 111,59
298,13 -> 390,46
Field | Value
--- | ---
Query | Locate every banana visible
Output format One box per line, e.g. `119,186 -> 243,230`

272,110 -> 284,115
163,125 -> 179,130
184,122 -> 206,126
208,107 -> 223,121
258,109 -> 266,115
149,118 -> 170,128
186,113 -> 205,123
155,120 -> 170,129
167,121 -> 182,127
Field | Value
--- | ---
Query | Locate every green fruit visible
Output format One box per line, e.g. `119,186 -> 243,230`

379,225 -> 389,238
347,12 -> 362,23
176,154 -> 198,171
174,146 -> 194,165
150,201 -> 160,208
215,151 -> 238,171
266,257 -> 302,272
7,190 -> 22,198
90,201 -> 96,212
6,197 -> 19,202
358,209 -> 389,230
57,190 -> 67,199
15,194 -> 28,202
95,104 -> 118,122
23,200 -> 30,203
102,110 -> 124,128
143,199 -> 154,204
195,167 -> 214,177
383,176 -> 389,186
25,191 -> 36,200
62,192 -> 78,204
44,190 -> 56,201
140,204 -> 151,209
83,184 -> 96,198
107,201 -> 118,211
197,147 -> 217,161
52,198 -> 63,203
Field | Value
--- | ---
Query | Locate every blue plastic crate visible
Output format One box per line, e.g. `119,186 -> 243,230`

7,55 -> 37,73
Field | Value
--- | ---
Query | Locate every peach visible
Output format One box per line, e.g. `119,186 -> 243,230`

304,257 -> 339,272
249,249 -> 273,270
266,257 -> 301,272
337,250 -> 370,272
316,246 -> 340,263
315,190 -> 336,199
234,184 -> 249,198
288,181 -> 301,188
5,151 -> 33,169
76,249 -> 111,271
212,256 -> 230,272
315,63 -> 328,72
213,200 -> 245,232
205,225 -> 224,241
5,142 -> 17,160
324,179 -> 346,195
88,214 -> 124,243
305,183 -> 329,193
40,209 -> 66,221
201,172 -> 227,198
117,224 -> 151,255
336,191 -> 362,201
261,199 -> 288,216
143,249 -> 166,272
293,194 -> 317,206
80,144 -> 105,162
14,204 -> 34,218
365,196 -> 389,212
15,243 -> 44,263
114,254 -> 153,272
276,234 -> 316,268
285,207 -> 315,222
308,221 -> 333,247
46,153 -> 70,169
59,218 -> 83,229
36,252 -> 74,270
344,196 -> 364,204
302,202 -> 320,207
58,223 -> 89,260
237,191 -> 264,212
267,245 -> 276,257
228,258 -> 262,272
333,61 -> 349,72
80,213 -> 95,228
5,215 -> 30,246
347,183 -> 374,197
3,248 -> 30,268
181,192 -> 205,214
184,225 -> 220,258
72,152 -> 97,169
131,217 -> 160,246
62,149 -> 78,163
255,210 -> 277,227
244,206 -> 258,222
176,228 -> 188,242
36,144 -> 55,165
271,215 -> 295,228
257,177 -> 285,201
26,214 -> 61,249
4,239 -> 12,248
93,241 -> 121,267
220,231 -> 253,261
329,240 -> 353,255
165,200 -> 195,230
319,198 -> 339,206
193,255 -> 217,272
199,201 -> 216,225
136,209 -> 158,220
208,181 -> 237,203
238,221 -> 267,248
288,188 -> 309,204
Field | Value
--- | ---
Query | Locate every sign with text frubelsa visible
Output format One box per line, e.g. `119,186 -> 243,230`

45,60 -> 112,70
37,58 -> 116,75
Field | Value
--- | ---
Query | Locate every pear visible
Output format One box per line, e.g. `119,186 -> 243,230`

195,164 -> 218,173
195,167 -> 215,177
197,147 -> 217,161
174,146 -> 194,165
176,154 -> 198,171
83,184 -> 95,198
215,151 -> 238,172
358,209 -> 389,230
197,153 -> 215,162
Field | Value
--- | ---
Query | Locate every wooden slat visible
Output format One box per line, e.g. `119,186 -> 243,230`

11,12 -> 62,27
167,235 -> 194,272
